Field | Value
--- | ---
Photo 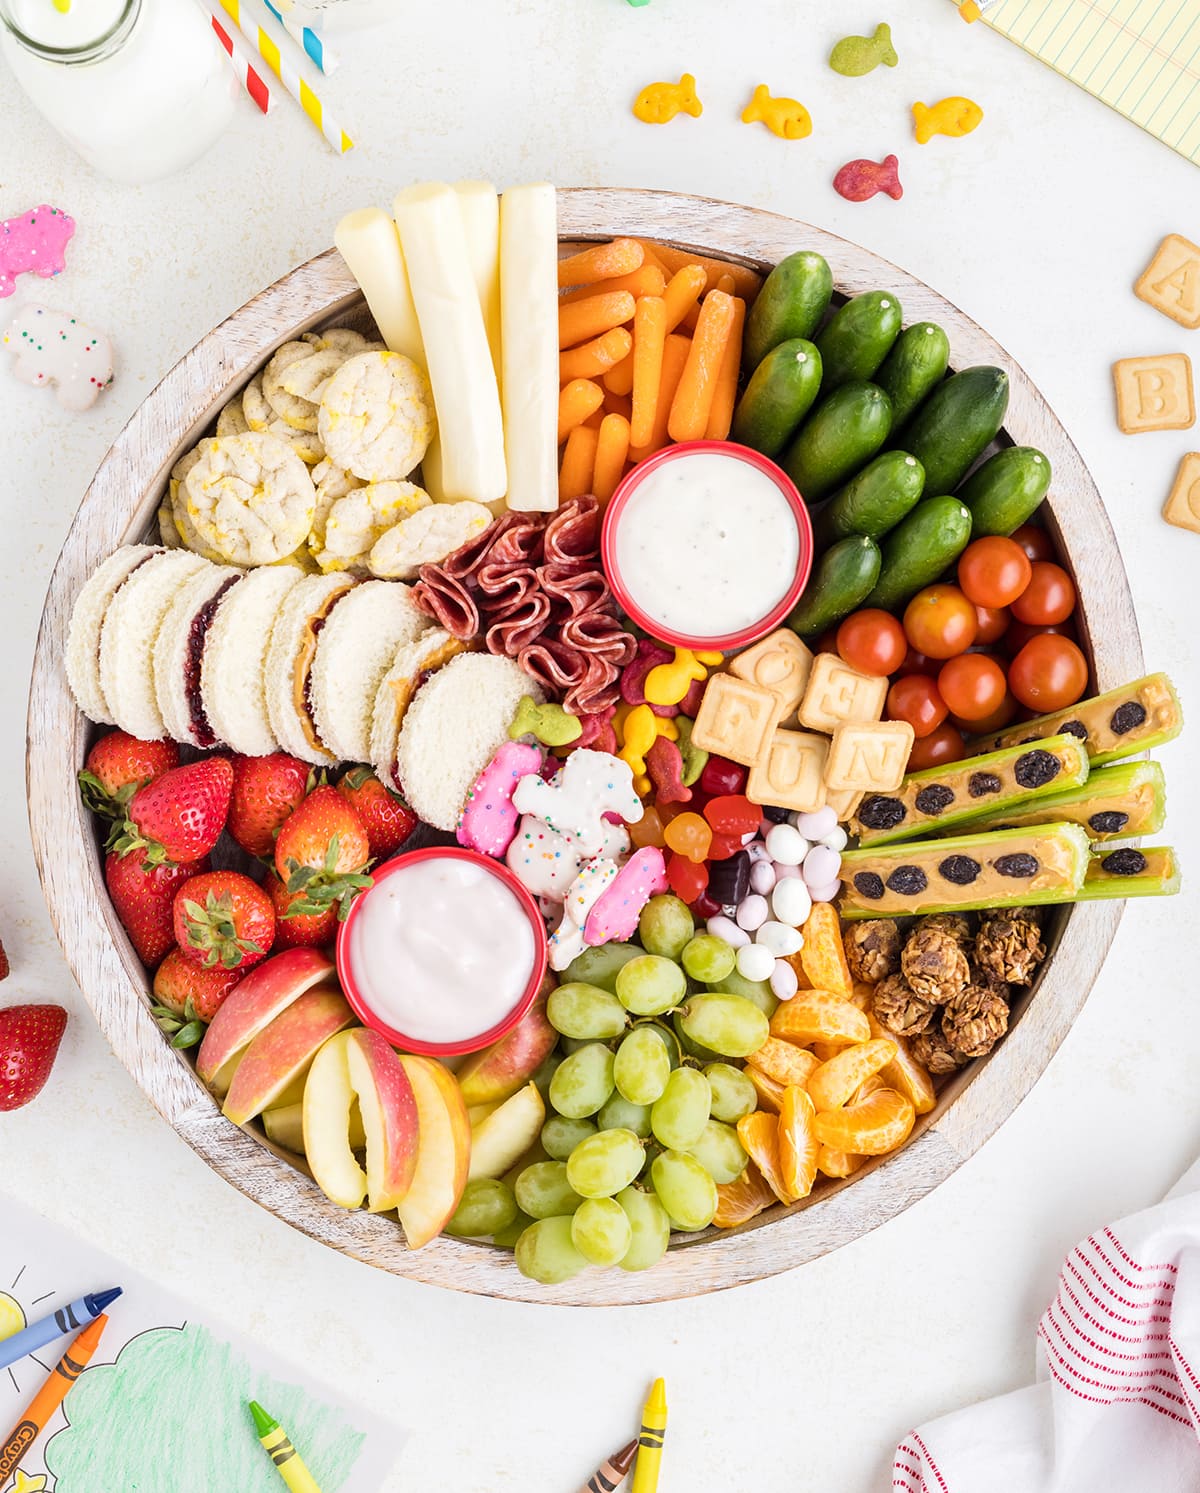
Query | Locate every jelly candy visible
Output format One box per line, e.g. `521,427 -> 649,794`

829,22 -> 898,77
620,637 -> 675,712
508,694 -> 583,747
833,154 -> 903,203
699,755 -> 747,797
663,810 -> 712,864
666,850 -> 709,903
703,794 -> 760,838
645,647 -> 711,707
705,831 -> 743,861
633,72 -> 703,125
741,84 -> 812,141
630,802 -> 668,850
645,735 -> 691,805
708,849 -> 751,906
913,96 -> 983,143
693,889 -> 722,920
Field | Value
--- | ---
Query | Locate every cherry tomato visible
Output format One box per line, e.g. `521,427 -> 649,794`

902,585 -> 978,660
900,646 -> 941,677
1010,561 -> 1076,625
1007,634 -> 1089,712
1010,523 -> 1055,564
906,721 -> 966,772
974,605 -> 1009,645
887,674 -> 949,739
1002,619 -> 1076,658
814,628 -> 840,657
936,654 -> 1008,722
953,691 -> 1018,735
836,608 -> 908,677
956,536 -> 1033,609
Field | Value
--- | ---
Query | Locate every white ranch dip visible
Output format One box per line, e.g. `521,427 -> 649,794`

614,450 -> 800,639
347,855 -> 536,1045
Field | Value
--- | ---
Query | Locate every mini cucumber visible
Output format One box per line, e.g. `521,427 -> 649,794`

782,381 -> 893,504
742,251 -> 834,373
957,445 -> 1052,535
903,366 -> 1010,496
731,339 -> 822,456
876,321 -> 950,429
787,534 -> 881,637
812,450 -> 925,549
813,290 -> 903,392
863,495 -> 973,612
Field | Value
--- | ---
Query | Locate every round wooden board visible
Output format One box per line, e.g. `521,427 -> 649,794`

27,189 -> 1142,1304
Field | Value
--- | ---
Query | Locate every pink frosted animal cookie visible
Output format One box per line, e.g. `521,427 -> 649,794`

548,858 -> 620,971
584,847 -> 668,945
0,205 -> 75,298
456,740 -> 543,857
3,303 -> 113,411
512,748 -> 643,855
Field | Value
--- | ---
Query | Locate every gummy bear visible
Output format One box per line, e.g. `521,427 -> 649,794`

629,802 -> 668,850
663,810 -> 713,864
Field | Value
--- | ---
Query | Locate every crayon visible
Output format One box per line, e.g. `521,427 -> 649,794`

630,1378 -> 667,1493
578,1438 -> 638,1493
249,1400 -> 325,1493
0,1288 -> 122,1372
0,1314 -> 108,1479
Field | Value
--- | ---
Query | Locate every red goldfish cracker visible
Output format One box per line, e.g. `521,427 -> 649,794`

749,1035 -> 820,1088
714,1161 -> 778,1227
559,424 -> 599,502
559,327 -> 633,383
557,237 -> 645,288
557,379 -> 604,444
833,154 -> 903,203
629,333 -> 690,462
867,1010 -> 936,1115
813,1088 -> 915,1156
817,1144 -> 866,1180
641,241 -> 763,301
662,264 -> 708,332
558,290 -> 637,350
745,1064 -> 785,1114
705,295 -> 746,440
771,992 -> 870,1047
800,903 -> 854,996
593,413 -> 631,504
808,1038 -> 897,1112
736,1111 -> 793,1204
778,1086 -> 819,1201
630,295 -> 668,448
560,264 -> 666,304
668,289 -> 736,443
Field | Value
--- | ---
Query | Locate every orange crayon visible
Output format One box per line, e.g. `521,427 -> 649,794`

578,1438 -> 638,1493
0,1314 -> 108,1479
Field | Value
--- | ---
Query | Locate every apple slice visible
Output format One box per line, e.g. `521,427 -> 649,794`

456,987 -> 557,1107
302,1032 -> 367,1209
223,988 -> 354,1126
468,1081 -> 545,1181
262,1102 -> 305,1153
467,1102 -> 500,1127
197,948 -> 334,1087
345,1029 -> 420,1212
396,1055 -> 471,1249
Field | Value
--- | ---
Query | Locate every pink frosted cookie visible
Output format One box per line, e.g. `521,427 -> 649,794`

3,304 -> 113,411
0,205 -> 75,298
512,748 -> 643,855
584,847 -> 668,945
456,740 -> 543,858
548,858 -> 619,971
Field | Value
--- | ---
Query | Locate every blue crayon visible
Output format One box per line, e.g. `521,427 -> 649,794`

0,1288 -> 122,1371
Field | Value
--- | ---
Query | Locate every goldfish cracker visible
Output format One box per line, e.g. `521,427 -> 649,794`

705,295 -> 746,441
633,72 -> 703,125
745,1066 -> 785,1114
662,810 -> 712,864
558,291 -> 637,351
912,96 -> 983,143
829,23 -> 898,76
807,1039 -> 897,1112
778,1086 -> 819,1200
593,413 -> 631,504
559,327 -> 634,383
630,296 -> 668,448
653,714 -> 679,743
559,264 -> 666,305
604,350 -> 635,397
619,702 -> 659,783
813,1088 -> 915,1155
736,1111 -> 792,1203
749,1037 -> 820,1088
741,84 -> 813,140
668,289 -> 737,443
559,424 -> 598,501
557,237 -> 645,288
800,902 -> 854,995
817,1145 -> 865,1179
612,700 -> 634,745
509,694 -> 583,748
833,155 -> 903,203
770,992 -> 870,1047
714,1163 -> 778,1227
640,242 -> 763,302
662,264 -> 708,332
629,333 -> 690,461
557,379 -> 605,443
645,647 -> 709,707
674,716 -> 708,788
644,735 -> 690,805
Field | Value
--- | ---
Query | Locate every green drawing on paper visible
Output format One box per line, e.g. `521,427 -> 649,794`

43,1322 -> 365,1492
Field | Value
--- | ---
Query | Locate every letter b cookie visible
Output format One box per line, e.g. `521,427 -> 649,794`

1112,354 -> 1194,434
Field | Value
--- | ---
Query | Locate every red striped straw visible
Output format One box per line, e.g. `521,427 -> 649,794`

210,10 -> 272,113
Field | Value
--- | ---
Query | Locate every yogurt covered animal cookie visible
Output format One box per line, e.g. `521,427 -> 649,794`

318,349 -> 434,482
183,432 -> 316,566
315,479 -> 431,572
3,303 -> 113,410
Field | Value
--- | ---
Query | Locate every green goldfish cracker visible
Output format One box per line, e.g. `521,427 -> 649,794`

508,695 -> 582,748
675,715 -> 708,787
976,672 -> 1182,767
852,733 -> 1090,847
829,22 -> 899,76
1076,846 -> 1181,901
946,760 -> 1166,843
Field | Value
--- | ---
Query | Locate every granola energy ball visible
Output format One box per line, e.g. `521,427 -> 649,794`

942,983 -> 1010,1059
901,922 -> 970,1003
975,908 -> 1046,987
910,1026 -> 964,1075
872,973 -> 938,1037
844,919 -> 902,984
919,913 -> 973,949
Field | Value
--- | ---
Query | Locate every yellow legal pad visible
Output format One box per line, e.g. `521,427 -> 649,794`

974,0 -> 1200,164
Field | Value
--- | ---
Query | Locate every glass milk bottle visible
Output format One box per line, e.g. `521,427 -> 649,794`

0,0 -> 238,185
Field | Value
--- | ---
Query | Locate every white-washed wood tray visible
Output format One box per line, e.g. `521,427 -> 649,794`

26,189 -> 1141,1304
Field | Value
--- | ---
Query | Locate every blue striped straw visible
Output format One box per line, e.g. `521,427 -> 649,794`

259,0 -> 338,73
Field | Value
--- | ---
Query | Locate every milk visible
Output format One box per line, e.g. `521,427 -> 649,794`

1,0 -> 237,184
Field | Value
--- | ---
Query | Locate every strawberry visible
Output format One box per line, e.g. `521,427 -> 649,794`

112,756 -> 233,867
0,1004 -> 68,1112
172,870 -> 275,971
78,732 -> 179,822
336,767 -> 417,859
105,852 -> 209,966
266,873 -> 339,949
0,940 -> 8,981
274,785 -> 372,922
228,753 -> 314,859
151,949 -> 244,1047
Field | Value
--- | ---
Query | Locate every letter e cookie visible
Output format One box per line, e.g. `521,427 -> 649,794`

1135,234 -> 1200,330
1112,354 -> 1194,434
797,652 -> 887,733
1163,452 -> 1200,536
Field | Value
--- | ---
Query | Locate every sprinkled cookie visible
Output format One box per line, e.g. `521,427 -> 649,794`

318,349 -> 434,482
0,205 -> 74,299
3,303 -> 112,410
457,741 -> 544,858
183,432 -> 316,566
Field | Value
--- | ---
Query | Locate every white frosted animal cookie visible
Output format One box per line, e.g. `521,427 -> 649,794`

368,499 -> 491,579
2,303 -> 113,411
262,341 -> 321,431
512,749 -> 644,855
183,432 -> 317,567
318,350 -> 433,483
216,398 -> 250,438
242,374 -> 324,464
315,480 -> 431,573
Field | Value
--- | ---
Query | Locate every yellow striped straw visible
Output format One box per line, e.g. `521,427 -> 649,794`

216,0 -> 353,153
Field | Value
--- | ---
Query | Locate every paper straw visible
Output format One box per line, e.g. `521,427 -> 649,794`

259,0 -> 338,74
216,0 -> 353,153
207,9 -> 272,113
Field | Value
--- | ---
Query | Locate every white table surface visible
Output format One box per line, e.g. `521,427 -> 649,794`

2,3 -> 1199,1489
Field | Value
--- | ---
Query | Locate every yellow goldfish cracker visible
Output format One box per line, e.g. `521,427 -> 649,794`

736,1112 -> 792,1204
778,1086 -> 819,1201
912,95 -> 983,143
812,1088 -> 915,1156
770,991 -> 870,1047
184,433 -> 317,567
713,1163 -> 778,1228
368,499 -> 492,580
314,480 -> 431,572
745,1065 -> 785,1114
318,349 -> 434,483
633,71 -> 703,126
262,341 -> 321,431
216,398 -> 250,438
817,1145 -> 865,1180
241,375 -> 325,464
741,83 -> 813,140
800,902 -> 855,996
807,1039 -> 897,1112
748,1036 -> 820,1089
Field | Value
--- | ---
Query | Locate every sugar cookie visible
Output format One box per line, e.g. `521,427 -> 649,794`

315,479 -> 431,572
368,498 -> 490,579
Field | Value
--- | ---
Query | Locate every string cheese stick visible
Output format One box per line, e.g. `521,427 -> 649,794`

454,180 -> 502,385
334,208 -> 425,366
394,182 -> 507,506
500,182 -> 559,512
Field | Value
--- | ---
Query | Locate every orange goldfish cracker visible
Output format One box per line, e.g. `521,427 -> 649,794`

704,295 -> 746,440
641,241 -> 763,301
560,264 -> 666,305
868,1011 -> 936,1115
817,1145 -> 865,1180
668,289 -> 736,443
602,387 -> 632,421
559,423 -> 599,501
558,290 -> 637,350
800,903 -> 854,996
604,350 -> 635,397
714,1162 -> 779,1227
557,237 -> 645,288
778,1086 -> 819,1201
745,1064 -> 785,1114
770,991 -> 870,1047
662,264 -> 708,332
813,1088 -> 915,1156
736,1111 -> 792,1204
750,1036 -> 820,1088
808,1038 -> 897,1112
559,327 -> 634,383
629,332 -> 690,461
593,413 -> 631,504
630,295 -> 668,448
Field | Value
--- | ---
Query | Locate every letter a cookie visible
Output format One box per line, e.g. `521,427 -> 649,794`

1135,234 -> 1200,330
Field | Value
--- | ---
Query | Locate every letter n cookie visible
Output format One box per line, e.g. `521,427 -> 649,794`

1112,354 -> 1195,433
1135,235 -> 1200,330
797,653 -> 887,733
690,675 -> 780,765
1163,452 -> 1200,536
747,729 -> 829,813
825,721 -> 914,793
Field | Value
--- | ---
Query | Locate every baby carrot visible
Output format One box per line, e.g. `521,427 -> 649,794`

716,271 -> 736,295
636,240 -> 669,275
645,242 -> 763,301
680,299 -> 701,334
559,423 -> 600,500
630,295 -> 668,448
557,237 -> 644,288
630,333 -> 691,462
662,264 -> 708,332
558,290 -> 636,350
668,289 -> 736,443
559,326 -> 633,382
604,350 -> 635,397
583,407 -> 606,430
603,387 -> 632,421
558,378 -> 605,443
704,295 -> 746,441
560,264 -> 666,304
593,413 -> 631,504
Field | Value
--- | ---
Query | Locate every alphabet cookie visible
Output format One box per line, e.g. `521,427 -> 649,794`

3,303 -> 113,411
1112,354 -> 1195,434
1135,234 -> 1200,330
0,205 -> 74,298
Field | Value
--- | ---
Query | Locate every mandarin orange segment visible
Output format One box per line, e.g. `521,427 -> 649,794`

770,992 -> 871,1047
778,1086 -> 819,1201
807,1038 -> 898,1112
813,1088 -> 916,1156
817,1144 -> 865,1180
784,950 -> 814,990
810,1040 -> 849,1063
750,1036 -> 820,1088
850,981 -> 875,1012
800,903 -> 854,996
850,1073 -> 887,1105
713,1161 -> 778,1227
736,1111 -> 792,1203
745,1064 -> 785,1114
868,1011 -> 937,1116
